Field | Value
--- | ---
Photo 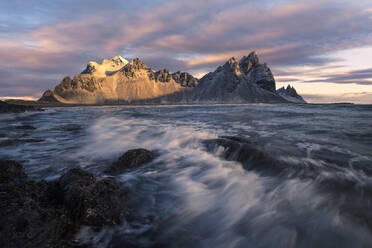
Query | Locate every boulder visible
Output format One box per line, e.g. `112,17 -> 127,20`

0,160 -> 27,184
105,148 -> 155,174
59,168 -> 128,226
0,160 -> 74,248
0,160 -> 128,248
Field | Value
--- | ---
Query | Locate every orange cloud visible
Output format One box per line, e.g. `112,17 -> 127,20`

187,43 -> 302,68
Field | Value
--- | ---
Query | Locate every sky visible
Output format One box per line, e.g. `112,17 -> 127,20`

1,0 -> 372,103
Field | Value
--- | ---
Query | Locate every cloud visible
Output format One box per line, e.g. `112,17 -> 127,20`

1,0 -> 372,98
303,92 -> 372,104
304,68 -> 372,85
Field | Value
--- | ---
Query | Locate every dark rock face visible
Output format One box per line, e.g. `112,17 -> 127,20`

152,69 -> 199,87
155,68 -> 172,83
81,63 -> 97,74
278,85 -> 301,97
105,148 -> 155,174
54,76 -> 99,96
55,76 -> 73,93
251,65 -> 276,93
121,58 -> 151,74
277,84 -> 306,103
194,53 -> 285,103
223,57 -> 241,74
239,51 -> 260,74
0,160 -> 128,248
38,89 -> 59,102
172,71 -> 199,87
239,51 -> 276,93
0,100 -> 40,114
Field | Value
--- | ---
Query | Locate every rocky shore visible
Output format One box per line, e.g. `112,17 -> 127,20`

0,100 -> 42,114
0,149 -> 155,248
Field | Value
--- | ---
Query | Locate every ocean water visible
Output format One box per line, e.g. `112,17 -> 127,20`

1,104 -> 372,248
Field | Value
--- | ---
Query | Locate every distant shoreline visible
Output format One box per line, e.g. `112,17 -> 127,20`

3,99 -> 360,109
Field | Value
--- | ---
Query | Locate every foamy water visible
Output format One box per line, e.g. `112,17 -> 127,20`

1,104 -> 372,247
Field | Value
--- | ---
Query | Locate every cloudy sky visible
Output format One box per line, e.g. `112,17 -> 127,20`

1,0 -> 372,103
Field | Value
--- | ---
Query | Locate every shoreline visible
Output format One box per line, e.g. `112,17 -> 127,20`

3,99 -> 359,109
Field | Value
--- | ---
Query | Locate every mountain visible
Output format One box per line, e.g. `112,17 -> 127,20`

193,52 -> 285,103
277,85 -> 306,103
39,52 -> 305,104
38,90 -> 59,102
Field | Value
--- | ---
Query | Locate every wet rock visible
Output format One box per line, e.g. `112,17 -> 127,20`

203,136 -> 282,175
0,160 -> 27,184
59,168 -> 128,226
105,148 -> 155,174
0,160 -> 74,248
0,160 -> 128,247
0,100 -> 41,114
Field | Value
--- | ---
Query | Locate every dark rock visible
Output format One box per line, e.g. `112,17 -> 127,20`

171,71 -> 199,87
239,51 -> 260,74
0,100 -> 41,114
81,63 -> 97,74
0,161 -> 128,247
120,58 -> 151,75
59,168 -> 128,226
277,84 -> 306,103
194,52 -> 286,103
250,64 -> 276,93
203,136 -> 285,176
155,68 -> 171,83
105,148 -> 155,174
223,57 -> 240,75
54,76 -> 99,95
0,160 -> 74,248
0,160 -> 27,184
38,89 -> 60,102
239,52 -> 276,93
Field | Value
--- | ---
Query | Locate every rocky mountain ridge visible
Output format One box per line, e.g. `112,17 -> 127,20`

39,51 -> 306,104
277,84 -> 306,103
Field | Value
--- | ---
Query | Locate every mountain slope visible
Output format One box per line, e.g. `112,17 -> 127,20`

40,52 -> 305,104
193,52 -> 285,103
277,85 -> 306,103
47,57 -> 197,104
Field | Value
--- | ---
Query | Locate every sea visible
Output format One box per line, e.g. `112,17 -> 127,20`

1,103 -> 372,248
